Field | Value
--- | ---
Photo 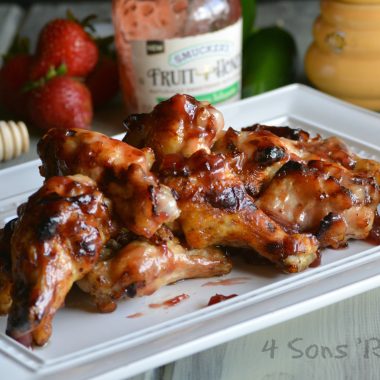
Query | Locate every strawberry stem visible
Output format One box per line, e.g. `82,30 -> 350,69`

54,63 -> 68,76
22,63 -> 68,92
66,9 -> 77,23
81,14 -> 97,33
66,9 -> 97,34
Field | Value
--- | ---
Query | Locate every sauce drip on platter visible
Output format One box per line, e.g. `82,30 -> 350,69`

149,293 -> 189,309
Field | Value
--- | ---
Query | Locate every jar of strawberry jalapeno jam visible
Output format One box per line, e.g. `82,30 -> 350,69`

112,0 -> 242,114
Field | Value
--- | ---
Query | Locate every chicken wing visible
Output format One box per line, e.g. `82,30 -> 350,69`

77,232 -> 231,313
245,124 -> 357,169
123,94 -> 224,160
213,125 -> 358,198
6,175 -> 112,347
257,160 -> 380,248
37,128 -> 180,238
160,150 -> 319,273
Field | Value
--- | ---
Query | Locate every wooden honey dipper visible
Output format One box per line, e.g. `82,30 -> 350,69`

0,121 -> 30,162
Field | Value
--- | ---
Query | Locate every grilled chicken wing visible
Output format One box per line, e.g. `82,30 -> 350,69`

257,160 -> 380,248
78,232 -> 231,312
247,124 -> 357,169
37,128 -> 179,238
0,219 -> 16,315
213,125 -> 358,198
160,150 -> 319,272
213,125 -> 379,249
123,94 -> 224,160
6,175 -> 112,347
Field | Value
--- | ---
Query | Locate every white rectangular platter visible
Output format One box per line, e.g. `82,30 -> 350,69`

1,84 -> 380,380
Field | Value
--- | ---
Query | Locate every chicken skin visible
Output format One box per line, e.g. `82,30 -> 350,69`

77,231 -> 232,313
123,94 -> 224,160
37,128 -> 180,238
160,150 -> 319,273
6,175 -> 112,347
257,160 -> 380,248
354,156 -> 380,185
213,127 -> 299,197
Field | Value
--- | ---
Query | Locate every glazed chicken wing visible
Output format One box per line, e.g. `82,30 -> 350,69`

123,94 -> 224,160
248,124 -> 357,169
214,125 -> 379,248
38,128 -> 179,238
213,124 -> 358,198
77,231 -> 231,312
6,175 -> 112,347
160,150 -> 319,272
257,160 -> 380,248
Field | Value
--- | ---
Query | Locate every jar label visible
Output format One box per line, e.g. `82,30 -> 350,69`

131,19 -> 242,113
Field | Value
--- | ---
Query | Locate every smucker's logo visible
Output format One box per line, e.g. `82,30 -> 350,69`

169,41 -> 234,67
146,41 -> 165,55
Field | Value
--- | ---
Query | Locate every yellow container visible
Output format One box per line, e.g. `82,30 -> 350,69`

305,0 -> 380,110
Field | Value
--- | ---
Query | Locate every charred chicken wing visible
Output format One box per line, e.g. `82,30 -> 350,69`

6,175 -> 112,347
123,94 -> 224,160
257,160 -> 380,248
78,232 -> 231,313
160,150 -> 319,272
213,125 -> 359,198
37,128 -> 180,238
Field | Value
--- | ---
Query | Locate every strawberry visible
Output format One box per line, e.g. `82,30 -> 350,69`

30,13 -> 98,80
27,74 -> 93,131
0,36 -> 33,118
86,36 -> 120,108
86,54 -> 119,108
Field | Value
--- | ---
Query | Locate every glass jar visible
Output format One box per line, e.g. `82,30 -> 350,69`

112,0 -> 242,114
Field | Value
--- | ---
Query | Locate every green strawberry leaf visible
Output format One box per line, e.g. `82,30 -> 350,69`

22,63 -> 68,92
66,9 -> 97,34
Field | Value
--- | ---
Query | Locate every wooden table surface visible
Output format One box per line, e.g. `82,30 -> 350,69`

1,2 -> 380,380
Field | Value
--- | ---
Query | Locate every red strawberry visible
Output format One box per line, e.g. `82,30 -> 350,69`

30,15 -> 98,80
27,75 -> 93,131
0,54 -> 33,117
86,54 -> 119,108
0,36 -> 32,118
